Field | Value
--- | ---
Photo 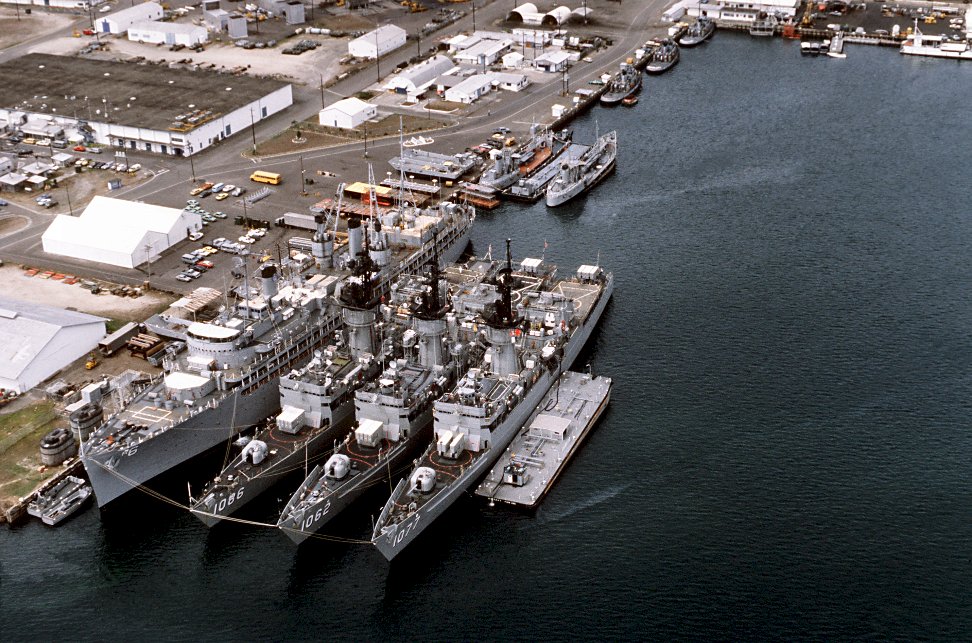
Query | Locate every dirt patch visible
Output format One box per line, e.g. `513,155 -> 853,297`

0,265 -> 175,321
251,113 -> 453,156
0,215 -> 29,236
0,9 -> 75,50
425,100 -> 464,113
1,166 -> 152,215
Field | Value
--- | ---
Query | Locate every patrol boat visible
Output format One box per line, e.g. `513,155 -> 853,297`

372,242 -> 614,560
545,130 -> 617,207
81,196 -> 475,510
188,248 -> 386,527
277,251 -> 477,543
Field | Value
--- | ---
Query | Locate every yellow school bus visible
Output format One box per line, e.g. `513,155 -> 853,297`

250,170 -> 282,185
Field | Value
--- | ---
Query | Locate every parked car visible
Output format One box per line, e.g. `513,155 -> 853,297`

188,231 -> 203,241
73,145 -> 86,152
212,211 -> 227,219
198,189 -> 212,198
175,273 -> 192,283
231,187 -> 245,197
195,260 -> 215,270
211,182 -> 225,192
214,192 -> 229,201
88,147 -> 102,154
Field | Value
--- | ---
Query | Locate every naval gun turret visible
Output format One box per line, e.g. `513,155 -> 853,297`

482,239 -> 520,376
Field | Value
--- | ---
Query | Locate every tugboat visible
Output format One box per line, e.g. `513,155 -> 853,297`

645,39 -> 680,74
679,16 -> 716,47
599,62 -> 642,106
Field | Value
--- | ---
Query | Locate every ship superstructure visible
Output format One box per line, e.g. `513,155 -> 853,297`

372,243 -> 614,560
545,130 -> 618,207
277,243 -> 484,543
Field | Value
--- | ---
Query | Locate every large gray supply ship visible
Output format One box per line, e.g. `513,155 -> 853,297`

474,371 -> 612,508
389,148 -> 478,181
277,248 -> 486,543
545,131 -> 618,207
372,243 -> 613,560
81,200 -> 475,509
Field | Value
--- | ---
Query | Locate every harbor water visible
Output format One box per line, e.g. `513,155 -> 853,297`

2,34 -> 971,639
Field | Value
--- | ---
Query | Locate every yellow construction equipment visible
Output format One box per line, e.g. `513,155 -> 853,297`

85,353 -> 99,370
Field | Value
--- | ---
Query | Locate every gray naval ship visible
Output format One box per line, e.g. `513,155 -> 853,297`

187,256 -> 387,526
372,242 -> 614,560
80,195 -> 475,510
276,245 -> 485,543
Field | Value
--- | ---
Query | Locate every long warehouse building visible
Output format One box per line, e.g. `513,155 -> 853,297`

0,54 -> 292,157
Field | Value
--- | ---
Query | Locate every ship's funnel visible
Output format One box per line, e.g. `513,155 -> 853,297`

348,216 -> 363,260
414,316 -> 447,368
485,325 -> 518,376
311,215 -> 328,265
342,305 -> 377,359
260,264 -> 277,302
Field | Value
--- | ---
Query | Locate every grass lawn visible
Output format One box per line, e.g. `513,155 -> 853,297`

0,401 -> 61,503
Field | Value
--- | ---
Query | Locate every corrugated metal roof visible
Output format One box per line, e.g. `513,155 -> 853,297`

0,296 -> 105,382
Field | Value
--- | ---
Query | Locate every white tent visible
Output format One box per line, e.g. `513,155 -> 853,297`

42,195 -> 202,269
0,297 -> 106,394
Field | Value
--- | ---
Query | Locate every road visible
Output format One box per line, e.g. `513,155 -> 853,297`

0,0 -> 674,294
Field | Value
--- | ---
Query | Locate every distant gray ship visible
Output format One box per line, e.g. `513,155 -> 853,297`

372,242 -> 613,560
81,198 -> 475,510
545,130 -> 617,207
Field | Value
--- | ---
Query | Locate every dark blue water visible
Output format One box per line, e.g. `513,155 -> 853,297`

3,34 -> 971,640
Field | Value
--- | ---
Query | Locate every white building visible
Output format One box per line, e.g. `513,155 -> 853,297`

509,2 -> 544,25
502,51 -> 525,69
444,74 -> 493,104
534,50 -> 570,72
453,37 -> 513,67
318,97 -> 376,129
348,24 -> 407,59
0,297 -> 106,394
488,72 -> 529,92
0,54 -> 293,157
383,54 -> 456,100
542,6 -> 572,26
128,21 -> 208,46
5,0 -> 107,8
42,195 -> 202,269
673,0 -> 800,24
97,2 -> 163,34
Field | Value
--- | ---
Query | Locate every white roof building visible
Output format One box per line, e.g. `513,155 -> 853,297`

318,97 -> 376,129
42,195 -> 203,269
348,24 -> 407,59
384,55 -> 456,99
0,297 -> 106,394
488,72 -> 530,92
453,37 -> 513,66
444,74 -> 494,104
534,50 -> 570,72
502,51 -> 525,69
97,2 -> 163,34
675,0 -> 800,23
128,21 -> 208,46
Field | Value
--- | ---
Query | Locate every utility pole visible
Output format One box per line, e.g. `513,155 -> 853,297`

472,1 -> 476,32
249,108 -> 257,155
65,184 -> 73,216
319,74 -> 325,109
299,155 -> 307,196
189,153 -> 196,183
363,124 -> 368,158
